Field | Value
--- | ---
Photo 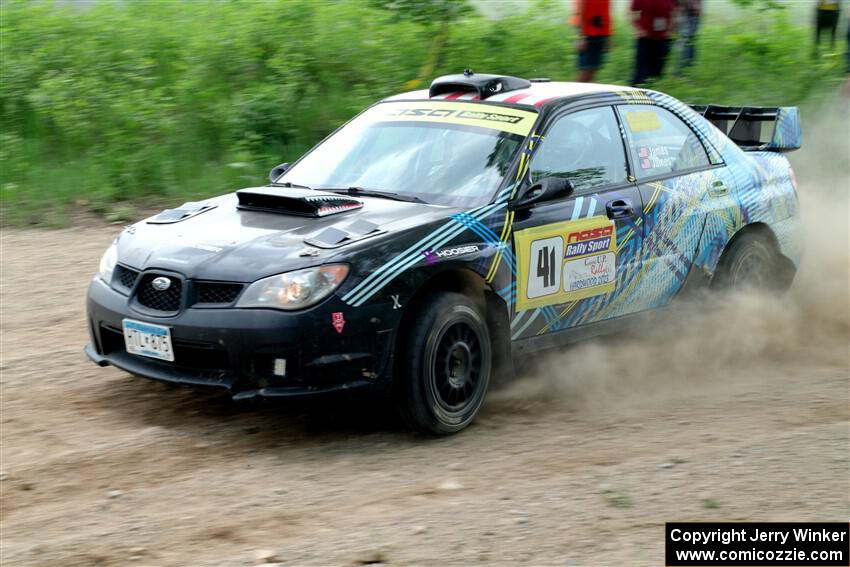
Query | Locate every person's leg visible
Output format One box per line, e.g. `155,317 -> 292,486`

673,16 -> 689,75
633,38 -> 649,85
578,36 -> 605,82
594,35 -> 609,82
845,22 -> 850,98
846,21 -> 850,72
828,11 -> 839,48
577,36 -> 591,82
655,38 -> 672,78
645,39 -> 659,80
681,15 -> 700,70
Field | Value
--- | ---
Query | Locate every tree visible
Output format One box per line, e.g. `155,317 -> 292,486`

371,0 -> 475,87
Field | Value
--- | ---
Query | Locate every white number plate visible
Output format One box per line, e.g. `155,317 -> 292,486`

123,319 -> 174,362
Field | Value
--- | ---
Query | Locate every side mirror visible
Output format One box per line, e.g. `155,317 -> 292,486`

268,162 -> 290,183
509,176 -> 574,210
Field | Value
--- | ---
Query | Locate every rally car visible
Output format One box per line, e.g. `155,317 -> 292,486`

86,72 -> 803,434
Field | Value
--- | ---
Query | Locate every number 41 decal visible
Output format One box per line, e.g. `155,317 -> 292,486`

514,216 -> 618,311
537,245 -> 555,288
527,236 -> 562,300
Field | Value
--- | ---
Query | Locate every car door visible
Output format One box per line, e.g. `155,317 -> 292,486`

510,105 -> 646,341
614,103 -> 717,312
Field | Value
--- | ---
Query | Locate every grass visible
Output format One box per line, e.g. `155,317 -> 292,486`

602,488 -> 634,508
1,0 -> 846,226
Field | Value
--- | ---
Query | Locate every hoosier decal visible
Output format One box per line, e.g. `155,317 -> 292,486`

514,216 -> 618,310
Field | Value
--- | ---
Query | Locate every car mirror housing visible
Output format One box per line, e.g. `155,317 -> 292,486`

509,177 -> 574,210
268,162 -> 290,183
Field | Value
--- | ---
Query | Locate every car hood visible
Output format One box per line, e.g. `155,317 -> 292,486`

116,189 -> 454,282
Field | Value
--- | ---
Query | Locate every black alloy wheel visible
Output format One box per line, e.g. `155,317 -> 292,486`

395,292 -> 492,435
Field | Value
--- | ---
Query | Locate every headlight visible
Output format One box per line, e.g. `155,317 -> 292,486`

98,242 -> 118,283
236,264 -> 349,310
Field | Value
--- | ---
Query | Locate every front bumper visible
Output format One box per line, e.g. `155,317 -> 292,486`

86,277 -> 397,399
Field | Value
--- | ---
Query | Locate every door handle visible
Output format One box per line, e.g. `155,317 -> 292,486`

606,199 -> 635,219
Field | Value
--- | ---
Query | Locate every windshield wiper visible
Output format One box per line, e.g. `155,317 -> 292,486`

269,181 -> 314,190
325,187 -> 427,204
270,182 -> 426,203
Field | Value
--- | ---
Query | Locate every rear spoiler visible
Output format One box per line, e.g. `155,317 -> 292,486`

689,105 -> 801,152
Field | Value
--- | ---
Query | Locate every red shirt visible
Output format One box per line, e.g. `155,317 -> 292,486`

576,0 -> 612,37
631,0 -> 676,39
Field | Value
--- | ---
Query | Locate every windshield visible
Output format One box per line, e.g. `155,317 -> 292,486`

279,101 -> 538,207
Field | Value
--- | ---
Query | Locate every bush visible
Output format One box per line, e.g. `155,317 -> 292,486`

0,0 -> 844,225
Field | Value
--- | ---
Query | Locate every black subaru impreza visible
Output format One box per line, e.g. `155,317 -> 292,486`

86,72 -> 802,434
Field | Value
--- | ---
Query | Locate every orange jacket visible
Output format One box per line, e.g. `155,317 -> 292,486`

571,0 -> 612,37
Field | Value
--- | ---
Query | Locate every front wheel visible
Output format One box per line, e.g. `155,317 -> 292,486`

394,292 -> 492,435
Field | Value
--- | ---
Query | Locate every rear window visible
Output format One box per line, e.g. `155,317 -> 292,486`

618,105 -> 711,179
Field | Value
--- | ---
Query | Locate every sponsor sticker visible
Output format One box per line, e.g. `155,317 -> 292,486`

422,249 -> 438,265
331,312 -> 346,334
564,253 -> 616,295
637,146 -> 674,170
372,101 -> 537,136
422,245 -> 480,264
624,110 -> 662,133
514,216 -> 617,310
435,245 -> 479,258
387,108 -> 523,125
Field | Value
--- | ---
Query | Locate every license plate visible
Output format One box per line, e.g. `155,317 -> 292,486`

123,319 -> 174,362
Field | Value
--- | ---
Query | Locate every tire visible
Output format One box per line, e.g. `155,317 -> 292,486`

713,230 -> 784,291
394,292 -> 492,435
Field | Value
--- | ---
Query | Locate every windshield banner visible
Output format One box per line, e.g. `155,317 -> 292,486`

372,101 -> 537,136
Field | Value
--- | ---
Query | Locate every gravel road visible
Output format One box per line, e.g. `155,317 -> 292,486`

1,109 -> 848,567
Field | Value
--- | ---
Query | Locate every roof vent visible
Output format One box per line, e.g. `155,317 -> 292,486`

529,77 -> 551,83
429,70 -> 531,100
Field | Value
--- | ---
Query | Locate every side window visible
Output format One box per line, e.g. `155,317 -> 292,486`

618,105 -> 711,179
529,106 -> 628,193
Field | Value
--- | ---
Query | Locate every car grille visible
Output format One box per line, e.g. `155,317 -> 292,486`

114,265 -> 140,291
135,274 -> 182,312
128,272 -> 244,313
194,282 -> 243,305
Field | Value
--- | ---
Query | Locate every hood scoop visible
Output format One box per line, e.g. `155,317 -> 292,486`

236,187 -> 363,217
147,201 -> 217,224
304,219 -> 384,249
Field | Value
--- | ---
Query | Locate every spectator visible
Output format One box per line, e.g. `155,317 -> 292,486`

674,0 -> 701,75
572,0 -> 612,83
844,21 -> 850,97
631,0 -> 677,85
814,0 -> 841,54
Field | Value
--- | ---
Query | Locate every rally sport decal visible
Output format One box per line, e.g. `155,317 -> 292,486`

514,216 -> 617,311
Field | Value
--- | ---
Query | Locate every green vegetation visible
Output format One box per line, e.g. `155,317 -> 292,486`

1,0 -> 846,225
601,487 -> 633,508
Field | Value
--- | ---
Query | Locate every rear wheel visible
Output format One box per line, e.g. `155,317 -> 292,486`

714,230 -> 784,290
395,292 -> 491,435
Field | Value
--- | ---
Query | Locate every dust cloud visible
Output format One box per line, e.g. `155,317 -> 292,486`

492,93 -> 850,415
